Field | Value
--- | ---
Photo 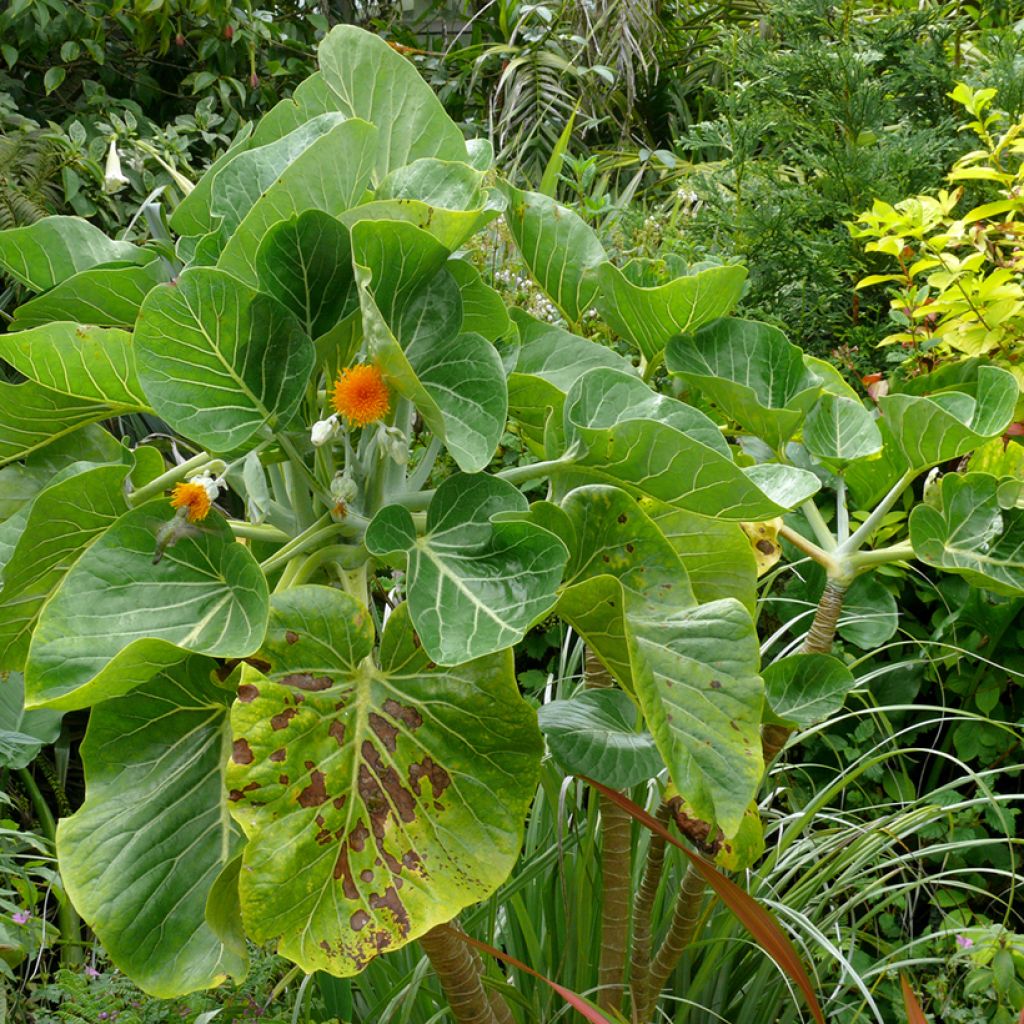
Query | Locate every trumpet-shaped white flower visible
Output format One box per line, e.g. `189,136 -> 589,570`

311,414 -> 340,447
103,140 -> 130,193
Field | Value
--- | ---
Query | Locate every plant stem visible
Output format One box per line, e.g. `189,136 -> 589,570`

642,864 -> 705,1017
836,469 -> 916,555
585,649 -> 632,1014
835,477 -> 849,546
419,923 -> 505,1024
629,801 -> 673,1021
777,523 -> 842,576
128,451 -> 213,506
801,499 -> 836,551
17,768 -> 82,966
762,579 -> 850,763
406,434 -> 442,493
847,542 -> 915,570
227,521 -> 291,544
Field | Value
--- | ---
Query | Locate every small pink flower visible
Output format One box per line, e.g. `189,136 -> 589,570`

956,934 -> 973,949
11,911 -> 29,925
85,965 -> 101,978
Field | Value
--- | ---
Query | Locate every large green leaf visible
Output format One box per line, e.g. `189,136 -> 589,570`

555,485 -> 694,690
0,463 -> 131,671
8,258 -> 167,330
57,656 -> 246,996
318,26 -> 468,179
802,393 -> 883,467
666,317 -> 821,451
0,322 -> 148,409
629,600 -> 762,837
25,500 -> 268,711
641,499 -> 758,612
0,379 -> 119,467
217,119 -> 378,286
507,311 -> 634,451
762,653 -> 856,728
226,589 -> 541,975
879,366 -> 1016,470
377,158 -> 485,210
448,259 -> 511,342
135,267 -> 314,453
342,197 -> 494,253
366,474 -> 566,665
564,369 -> 821,519
552,486 -> 762,836
0,216 -> 147,292
910,472 -> 1024,595
210,113 -> 347,238
537,689 -> 662,789
0,673 -> 62,770
596,262 -> 747,367
255,210 -> 357,339
500,184 -> 607,324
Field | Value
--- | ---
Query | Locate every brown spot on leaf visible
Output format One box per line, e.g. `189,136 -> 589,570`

709,679 -> 722,689
617,513 -> 628,524
285,630 -> 300,644
228,789 -> 245,802
270,747 -> 286,762
243,781 -> 260,792
363,741 -> 416,823
369,886 -> 409,937
333,846 -> 358,899
349,820 -> 369,853
369,713 -> 398,753
402,850 -> 424,875
245,657 -> 272,673
333,795 -> 347,810
271,708 -> 297,731
237,684 -> 259,703
756,539 -> 776,555
360,869 -> 374,883
298,769 -> 328,808
329,720 -> 346,747
408,756 -> 450,801
278,774 -> 289,785
383,699 -> 423,730
350,910 -> 371,931
232,739 -> 254,764
282,672 -> 332,692
626,543 -> 635,553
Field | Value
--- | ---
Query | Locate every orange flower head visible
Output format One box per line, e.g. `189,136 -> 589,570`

330,364 -> 391,427
170,481 -> 212,523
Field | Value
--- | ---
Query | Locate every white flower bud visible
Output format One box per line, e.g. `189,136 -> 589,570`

311,414 -> 339,447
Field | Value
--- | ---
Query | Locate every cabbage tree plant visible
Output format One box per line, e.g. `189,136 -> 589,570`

0,25 -> 832,1024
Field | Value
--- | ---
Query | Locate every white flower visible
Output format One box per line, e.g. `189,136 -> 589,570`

379,424 -> 409,465
311,414 -> 339,447
103,140 -> 129,193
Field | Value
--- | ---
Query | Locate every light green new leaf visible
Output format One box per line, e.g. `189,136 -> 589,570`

0,322 -> 148,409
880,366 -> 1017,470
762,653 -> 856,728
0,462 -> 131,671
366,475 -> 566,665
0,215 -> 147,292
0,673 -> 62,770
666,317 -> 821,451
564,368 -> 821,519
341,198 -> 494,253
217,119 -> 378,285
211,113 -> 347,238
9,258 -> 168,330
255,210 -> 357,339
318,26 -> 468,179
910,472 -> 1024,595
802,393 -> 882,467
25,500 -> 268,710
227,590 -> 541,975
500,184 -> 607,324
537,689 -> 662,789
57,656 -> 246,996
135,267 -> 314,453
596,262 -> 747,367
508,311 -> 634,451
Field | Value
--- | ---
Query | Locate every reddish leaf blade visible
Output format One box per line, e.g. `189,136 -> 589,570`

901,975 -> 929,1023
583,777 -> 825,1024
456,929 -> 617,1024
